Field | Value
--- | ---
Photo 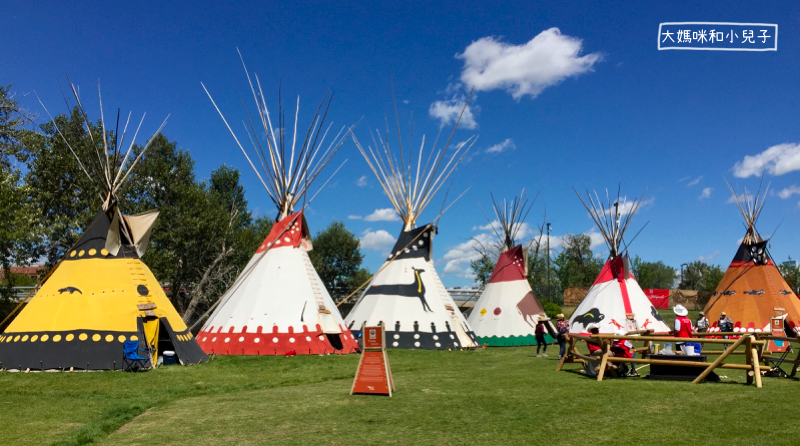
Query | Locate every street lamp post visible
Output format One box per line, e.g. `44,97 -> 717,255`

546,223 -> 551,293
681,263 -> 688,285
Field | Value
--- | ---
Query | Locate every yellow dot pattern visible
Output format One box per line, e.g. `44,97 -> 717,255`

101,249 -> 109,256
88,248 -> 97,256
70,251 -> 76,257
0,332 -> 155,345
78,250 -> 85,257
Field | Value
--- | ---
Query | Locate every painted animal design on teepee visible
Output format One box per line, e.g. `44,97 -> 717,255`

651,306 -> 664,322
364,267 -> 430,312
571,308 -> 605,327
516,291 -> 544,327
567,187 -> 671,334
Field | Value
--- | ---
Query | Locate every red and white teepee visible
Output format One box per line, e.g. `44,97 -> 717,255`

467,192 -> 556,346
568,188 -> 670,335
197,54 -> 358,355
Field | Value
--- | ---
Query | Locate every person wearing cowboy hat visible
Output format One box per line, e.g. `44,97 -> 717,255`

696,311 -> 710,333
673,305 -> 694,353
555,314 -> 569,360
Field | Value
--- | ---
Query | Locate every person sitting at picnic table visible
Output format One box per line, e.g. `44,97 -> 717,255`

585,323 -> 602,356
611,329 -> 640,377
673,304 -> 694,354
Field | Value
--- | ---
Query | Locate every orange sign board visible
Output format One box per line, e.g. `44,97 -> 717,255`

768,317 -> 790,353
351,323 -> 394,396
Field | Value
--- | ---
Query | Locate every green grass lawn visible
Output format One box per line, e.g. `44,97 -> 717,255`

1,338 -> 798,446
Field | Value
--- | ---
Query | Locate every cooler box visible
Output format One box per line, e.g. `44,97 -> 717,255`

162,350 -> 177,365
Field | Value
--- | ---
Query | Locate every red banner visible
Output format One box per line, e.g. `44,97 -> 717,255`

644,289 -> 669,309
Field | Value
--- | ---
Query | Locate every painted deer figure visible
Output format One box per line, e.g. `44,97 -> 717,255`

364,267 -> 431,312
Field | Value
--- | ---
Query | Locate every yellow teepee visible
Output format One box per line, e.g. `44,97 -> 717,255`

0,79 -> 207,370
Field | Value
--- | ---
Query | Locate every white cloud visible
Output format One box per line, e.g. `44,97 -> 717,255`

359,229 -> 396,251
356,175 -> 367,187
733,143 -> 800,178
727,192 -> 754,204
778,185 -> 800,199
603,197 -> 655,216
348,215 -> 362,220
699,187 -> 712,199
457,28 -> 602,100
363,208 -> 400,222
429,96 -> 478,129
476,220 -> 533,240
441,233 -> 495,279
486,138 -> 515,154
698,250 -> 719,262
687,176 -> 702,187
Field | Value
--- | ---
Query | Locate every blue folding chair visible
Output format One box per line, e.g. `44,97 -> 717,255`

122,340 -> 151,372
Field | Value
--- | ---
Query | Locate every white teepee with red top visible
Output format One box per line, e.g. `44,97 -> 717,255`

568,188 -> 670,335
197,53 -> 358,355
467,192 -> 556,346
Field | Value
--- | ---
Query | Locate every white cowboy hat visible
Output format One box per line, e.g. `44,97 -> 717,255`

585,322 -> 601,332
673,305 -> 688,316
614,329 -> 628,337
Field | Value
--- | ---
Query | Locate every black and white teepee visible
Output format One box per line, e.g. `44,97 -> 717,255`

344,93 -> 480,349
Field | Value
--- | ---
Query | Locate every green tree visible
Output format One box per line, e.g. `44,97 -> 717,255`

470,253 -> 495,289
0,86 -> 39,307
553,234 -> 603,289
630,256 -> 677,289
23,107 -> 102,267
778,258 -> 800,294
679,261 -> 724,291
309,221 -> 366,302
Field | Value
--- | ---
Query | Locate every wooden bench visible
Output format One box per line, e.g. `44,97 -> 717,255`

557,331 -> 769,387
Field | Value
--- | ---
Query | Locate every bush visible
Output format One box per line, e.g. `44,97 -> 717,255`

542,301 -> 562,320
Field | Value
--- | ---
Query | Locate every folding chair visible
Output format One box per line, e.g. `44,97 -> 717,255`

122,340 -> 151,372
765,344 -> 793,378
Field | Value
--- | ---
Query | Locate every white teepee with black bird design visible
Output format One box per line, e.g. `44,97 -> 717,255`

568,187 -> 670,335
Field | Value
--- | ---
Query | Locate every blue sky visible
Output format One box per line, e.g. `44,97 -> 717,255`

4,1 -> 800,287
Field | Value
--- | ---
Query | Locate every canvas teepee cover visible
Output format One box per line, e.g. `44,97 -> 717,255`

467,192 -> 556,346
568,189 -> 670,334
344,92 -> 480,349
0,81 -> 207,370
703,186 -> 800,334
198,58 -> 358,355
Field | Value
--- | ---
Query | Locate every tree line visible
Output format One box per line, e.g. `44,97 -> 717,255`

0,85 -> 369,324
